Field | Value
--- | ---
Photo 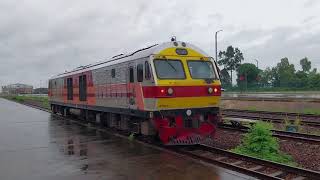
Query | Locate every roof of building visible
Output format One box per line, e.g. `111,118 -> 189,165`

3,83 -> 33,88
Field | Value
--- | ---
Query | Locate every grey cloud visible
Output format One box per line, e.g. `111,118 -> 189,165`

0,0 -> 319,88
228,27 -> 320,70
304,0 -> 318,8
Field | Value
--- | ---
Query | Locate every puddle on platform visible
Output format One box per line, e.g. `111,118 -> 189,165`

0,98 -> 251,180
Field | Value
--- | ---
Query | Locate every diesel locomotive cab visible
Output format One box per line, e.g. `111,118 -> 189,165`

148,45 -> 221,145
49,40 -> 221,146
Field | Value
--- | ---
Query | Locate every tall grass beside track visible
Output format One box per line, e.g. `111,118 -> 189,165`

4,95 -> 49,109
232,122 -> 296,166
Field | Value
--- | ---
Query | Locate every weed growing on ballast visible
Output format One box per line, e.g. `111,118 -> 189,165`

232,121 -> 296,166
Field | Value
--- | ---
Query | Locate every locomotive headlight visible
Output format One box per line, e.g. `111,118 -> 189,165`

186,109 -> 192,116
214,87 -> 218,93
167,88 -> 174,95
208,87 -> 213,94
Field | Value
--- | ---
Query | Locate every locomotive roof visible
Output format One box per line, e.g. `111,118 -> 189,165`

50,41 -> 209,79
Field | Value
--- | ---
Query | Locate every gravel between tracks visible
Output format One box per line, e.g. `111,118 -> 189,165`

212,128 -> 320,171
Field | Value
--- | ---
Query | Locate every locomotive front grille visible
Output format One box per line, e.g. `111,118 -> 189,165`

184,118 -> 193,128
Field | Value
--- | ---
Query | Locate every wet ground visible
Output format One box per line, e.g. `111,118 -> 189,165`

0,98 -> 253,180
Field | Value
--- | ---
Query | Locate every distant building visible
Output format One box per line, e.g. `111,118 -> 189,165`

33,88 -> 48,94
2,83 -> 33,94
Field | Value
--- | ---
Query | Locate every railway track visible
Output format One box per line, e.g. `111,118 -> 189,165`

222,109 -> 320,127
175,144 -> 320,180
219,124 -> 320,144
221,97 -> 320,103
5,99 -> 320,179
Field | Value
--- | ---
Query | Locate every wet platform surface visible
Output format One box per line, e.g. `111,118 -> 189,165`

0,98 -> 254,180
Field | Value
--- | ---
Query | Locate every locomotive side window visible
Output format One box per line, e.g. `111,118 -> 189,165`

79,75 -> 87,101
111,69 -> 115,78
153,59 -> 186,79
137,64 -> 143,82
129,66 -> 134,83
145,61 -> 151,80
67,78 -> 73,100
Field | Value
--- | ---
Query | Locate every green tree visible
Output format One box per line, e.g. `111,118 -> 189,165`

300,57 -> 311,72
271,57 -> 296,87
260,67 -> 273,87
236,63 -> 260,89
218,46 -> 244,86
220,68 -> 232,88
295,70 -> 308,88
308,72 -> 320,89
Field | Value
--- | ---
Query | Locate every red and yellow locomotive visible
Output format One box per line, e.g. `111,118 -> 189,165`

49,40 -> 222,145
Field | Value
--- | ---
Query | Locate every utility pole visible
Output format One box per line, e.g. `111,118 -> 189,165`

215,30 -> 223,62
254,59 -> 259,69
254,59 -> 259,88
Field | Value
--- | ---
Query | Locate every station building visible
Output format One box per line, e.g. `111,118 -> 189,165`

1,83 -> 33,94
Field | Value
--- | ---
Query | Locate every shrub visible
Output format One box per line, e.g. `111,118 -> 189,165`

232,121 -> 295,166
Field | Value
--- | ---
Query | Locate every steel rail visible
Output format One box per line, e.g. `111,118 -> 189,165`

222,109 -> 320,127
179,144 -> 320,180
221,97 -> 320,103
219,124 -> 320,144
223,108 -> 320,118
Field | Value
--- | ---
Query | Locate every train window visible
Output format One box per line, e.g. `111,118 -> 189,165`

79,75 -> 87,101
67,78 -> 73,100
137,64 -> 143,82
145,61 -> 151,80
153,59 -> 186,79
111,69 -> 115,78
129,66 -> 134,83
187,60 -> 217,79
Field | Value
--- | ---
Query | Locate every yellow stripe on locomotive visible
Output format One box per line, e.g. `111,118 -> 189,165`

151,47 -> 221,110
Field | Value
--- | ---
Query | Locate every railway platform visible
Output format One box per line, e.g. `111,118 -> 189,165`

0,98 -> 253,180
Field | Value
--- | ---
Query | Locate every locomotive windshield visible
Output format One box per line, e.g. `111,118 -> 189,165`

187,60 -> 217,79
154,59 -> 186,79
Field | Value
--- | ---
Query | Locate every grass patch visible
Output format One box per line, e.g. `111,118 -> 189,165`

5,95 -> 49,109
231,121 -> 296,166
303,108 -> 320,115
246,106 -> 257,111
282,115 -> 301,132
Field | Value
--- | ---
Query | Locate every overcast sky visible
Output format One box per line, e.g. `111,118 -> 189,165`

0,0 -> 319,88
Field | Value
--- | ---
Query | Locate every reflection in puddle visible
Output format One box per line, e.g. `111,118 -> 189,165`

0,98 -> 245,179
67,139 -> 74,155
48,115 -> 223,180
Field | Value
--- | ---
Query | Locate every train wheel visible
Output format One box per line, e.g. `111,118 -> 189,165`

51,105 -> 56,114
